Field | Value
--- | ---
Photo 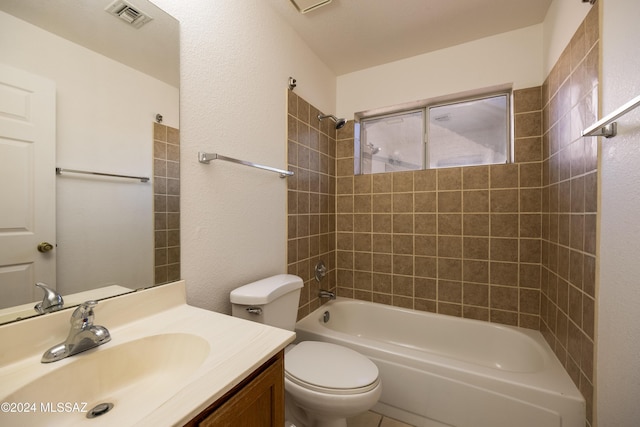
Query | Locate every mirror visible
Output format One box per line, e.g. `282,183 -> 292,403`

0,0 -> 179,325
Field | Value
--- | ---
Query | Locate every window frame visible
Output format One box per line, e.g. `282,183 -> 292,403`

355,87 -> 514,175
357,108 -> 426,174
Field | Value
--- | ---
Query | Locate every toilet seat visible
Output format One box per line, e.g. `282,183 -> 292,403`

285,341 -> 380,396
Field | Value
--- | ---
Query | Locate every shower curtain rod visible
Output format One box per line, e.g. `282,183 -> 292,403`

198,152 -> 294,178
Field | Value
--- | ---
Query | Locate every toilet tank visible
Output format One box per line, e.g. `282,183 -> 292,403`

230,274 -> 303,331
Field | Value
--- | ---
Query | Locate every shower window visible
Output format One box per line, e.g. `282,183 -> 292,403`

359,110 -> 425,174
357,91 -> 511,174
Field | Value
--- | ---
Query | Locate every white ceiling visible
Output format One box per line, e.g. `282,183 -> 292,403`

0,0 -> 179,87
2,1 -> 553,86
267,0 -> 553,75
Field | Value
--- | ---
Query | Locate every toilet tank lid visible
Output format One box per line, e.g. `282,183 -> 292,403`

230,274 -> 303,305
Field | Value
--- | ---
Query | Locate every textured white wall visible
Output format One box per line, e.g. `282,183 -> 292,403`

337,0 -> 593,120
336,24 -> 543,118
151,0 -> 335,313
598,0 -> 640,424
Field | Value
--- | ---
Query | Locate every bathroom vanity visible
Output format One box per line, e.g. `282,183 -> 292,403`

0,281 -> 294,427
185,351 -> 284,426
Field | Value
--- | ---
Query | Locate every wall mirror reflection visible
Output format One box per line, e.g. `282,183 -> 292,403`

0,0 -> 180,325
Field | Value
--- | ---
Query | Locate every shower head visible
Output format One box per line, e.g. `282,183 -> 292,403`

318,113 -> 346,129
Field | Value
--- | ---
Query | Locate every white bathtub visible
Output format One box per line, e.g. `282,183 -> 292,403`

295,298 -> 585,427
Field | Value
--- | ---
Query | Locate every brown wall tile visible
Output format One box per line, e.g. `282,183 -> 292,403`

463,166 -> 489,189
539,9 -> 599,424
327,84 -> 546,328
153,123 -> 180,285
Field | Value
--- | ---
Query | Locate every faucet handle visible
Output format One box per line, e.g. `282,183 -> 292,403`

315,260 -> 327,282
34,282 -> 64,314
70,300 -> 98,328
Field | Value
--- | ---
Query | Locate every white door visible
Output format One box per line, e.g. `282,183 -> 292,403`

0,63 -> 56,309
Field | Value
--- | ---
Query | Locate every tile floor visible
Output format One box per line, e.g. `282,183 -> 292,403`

347,411 -> 414,427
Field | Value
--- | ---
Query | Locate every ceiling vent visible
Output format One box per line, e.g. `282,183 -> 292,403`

105,0 -> 153,29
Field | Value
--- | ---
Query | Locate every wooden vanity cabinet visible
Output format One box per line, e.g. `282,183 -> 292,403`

184,350 -> 285,427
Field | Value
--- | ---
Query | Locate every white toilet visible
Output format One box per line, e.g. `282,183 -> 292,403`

230,274 -> 381,427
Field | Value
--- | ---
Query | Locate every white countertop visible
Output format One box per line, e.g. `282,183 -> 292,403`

0,281 -> 295,426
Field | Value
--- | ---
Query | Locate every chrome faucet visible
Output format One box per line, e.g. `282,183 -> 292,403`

41,300 -> 111,363
318,290 -> 336,300
34,282 -> 64,314
315,261 -> 327,282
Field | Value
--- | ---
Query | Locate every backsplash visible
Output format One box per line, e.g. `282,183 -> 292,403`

153,122 -> 181,284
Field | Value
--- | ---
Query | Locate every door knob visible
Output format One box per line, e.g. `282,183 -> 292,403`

37,242 -> 54,253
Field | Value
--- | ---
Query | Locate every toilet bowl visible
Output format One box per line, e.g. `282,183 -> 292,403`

230,274 -> 381,427
284,341 -> 381,427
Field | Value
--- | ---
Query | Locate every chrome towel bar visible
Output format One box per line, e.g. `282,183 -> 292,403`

55,168 -> 149,182
198,152 -> 294,178
582,93 -> 640,138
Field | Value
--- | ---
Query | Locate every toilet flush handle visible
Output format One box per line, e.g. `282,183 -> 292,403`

246,307 -> 262,315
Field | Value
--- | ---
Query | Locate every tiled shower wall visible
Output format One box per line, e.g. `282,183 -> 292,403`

288,88 -> 543,325
540,6 -> 599,426
286,91 -> 337,319
333,90 -> 543,329
153,122 -> 181,285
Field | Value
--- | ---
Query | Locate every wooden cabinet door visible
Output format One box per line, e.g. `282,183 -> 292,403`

198,356 -> 284,427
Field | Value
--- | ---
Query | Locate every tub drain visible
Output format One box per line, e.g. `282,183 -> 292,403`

86,402 -> 114,419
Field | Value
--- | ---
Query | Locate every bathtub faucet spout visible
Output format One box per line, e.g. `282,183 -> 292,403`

319,290 -> 335,300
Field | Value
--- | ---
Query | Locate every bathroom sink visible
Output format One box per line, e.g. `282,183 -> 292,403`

1,333 -> 209,426
0,281 -> 296,427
